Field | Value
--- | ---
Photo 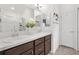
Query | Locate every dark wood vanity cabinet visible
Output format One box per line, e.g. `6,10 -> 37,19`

34,35 -> 51,55
35,37 -> 44,55
4,41 -> 34,55
0,34 -> 51,55
45,35 -> 51,55
45,39 -> 51,54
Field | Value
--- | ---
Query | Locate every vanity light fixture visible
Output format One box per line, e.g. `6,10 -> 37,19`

35,4 -> 43,10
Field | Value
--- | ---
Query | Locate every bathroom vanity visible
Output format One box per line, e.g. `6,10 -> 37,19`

0,32 -> 51,55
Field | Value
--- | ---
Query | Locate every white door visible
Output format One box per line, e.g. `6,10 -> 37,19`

77,8 -> 79,49
61,5 -> 75,48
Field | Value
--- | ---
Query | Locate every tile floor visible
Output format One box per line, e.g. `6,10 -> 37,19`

49,45 -> 79,55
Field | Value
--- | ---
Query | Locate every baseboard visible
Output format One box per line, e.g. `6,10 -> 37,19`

60,45 -> 74,49
51,45 -> 60,54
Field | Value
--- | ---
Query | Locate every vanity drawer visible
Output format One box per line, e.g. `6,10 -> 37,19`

35,43 -> 44,55
35,37 -> 44,46
45,35 -> 51,41
22,49 -> 34,55
5,41 -> 33,55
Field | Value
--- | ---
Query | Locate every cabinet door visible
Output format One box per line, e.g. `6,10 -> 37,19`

45,40 -> 51,54
35,43 -> 44,55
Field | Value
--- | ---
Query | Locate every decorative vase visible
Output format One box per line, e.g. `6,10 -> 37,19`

26,27 -> 34,35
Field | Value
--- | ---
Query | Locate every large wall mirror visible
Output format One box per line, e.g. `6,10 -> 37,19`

0,4 -> 51,38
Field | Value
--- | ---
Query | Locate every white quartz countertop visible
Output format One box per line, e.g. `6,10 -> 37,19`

0,32 -> 51,51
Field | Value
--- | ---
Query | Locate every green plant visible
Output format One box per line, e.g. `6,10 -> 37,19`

25,18 -> 36,28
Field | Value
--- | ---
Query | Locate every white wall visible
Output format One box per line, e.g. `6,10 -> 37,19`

52,5 -> 61,53
42,4 -> 61,53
